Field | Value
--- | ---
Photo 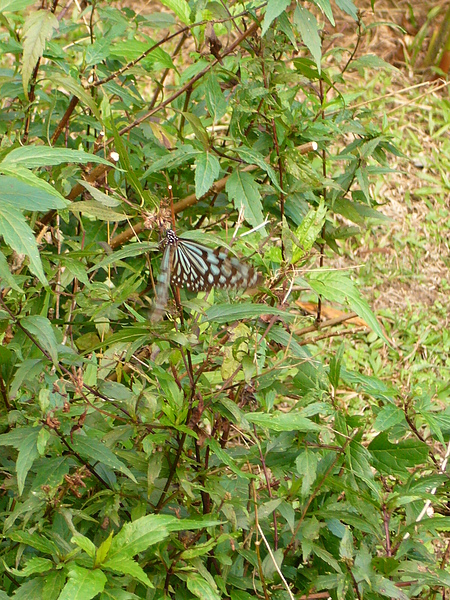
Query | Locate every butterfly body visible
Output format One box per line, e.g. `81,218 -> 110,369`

151,229 -> 260,320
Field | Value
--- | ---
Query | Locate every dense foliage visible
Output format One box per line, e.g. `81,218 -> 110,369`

0,1 -> 449,599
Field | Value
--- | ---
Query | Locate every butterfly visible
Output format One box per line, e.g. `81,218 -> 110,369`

151,229 -> 261,320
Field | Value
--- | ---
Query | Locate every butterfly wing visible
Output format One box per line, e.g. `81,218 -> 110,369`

172,238 -> 260,291
151,230 -> 260,321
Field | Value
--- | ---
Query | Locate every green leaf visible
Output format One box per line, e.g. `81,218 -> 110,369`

374,575 -> 409,600
312,0 -> 335,25
58,565 -> 106,600
110,39 -> 174,70
7,530 -> 59,556
0,174 -> 67,211
102,556 -> 152,587
294,5 -> 322,73
195,152 -> 220,198
22,10 -> 59,95
45,73 -> 102,120
10,556 -> 53,577
235,147 -> 282,192
42,570 -> 66,600
0,203 -> 48,285
107,514 -> 174,562
373,405 -> 406,432
95,532 -> 113,566
296,449 -> 318,496
0,427 -> 40,495
204,303 -> 293,323
186,573 -> 221,600
246,412 -> 322,433
207,437 -> 252,479
72,534 -> 96,559
183,112 -> 210,148
21,315 -> 58,363
205,74 -> 227,122
307,270 -> 389,344
368,432 -> 429,477
2,146 -> 113,168
70,435 -> 137,483
88,242 -> 157,272
69,200 -> 128,222
261,0 -> 290,36
268,325 -> 312,360
4,579 -> 44,598
143,145 -> 200,176
226,171 -> 265,230
352,54 -> 398,72
109,118 -> 157,208
159,0 -> 191,25
335,0 -> 358,20
16,428 -> 39,495
0,0 -> 37,12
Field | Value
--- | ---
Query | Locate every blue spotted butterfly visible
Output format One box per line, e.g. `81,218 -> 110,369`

151,229 -> 260,320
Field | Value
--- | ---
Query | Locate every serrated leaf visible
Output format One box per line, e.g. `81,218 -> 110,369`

10,557 -> 53,577
226,171 -> 265,230
186,573 -> 221,600
22,10 -> 59,95
95,532 -> 113,566
58,565 -> 106,600
70,435 -> 137,482
268,325 -> 312,360
7,530 -> 59,556
352,53 -> 398,71
335,0 -> 358,20
159,0 -> 191,25
246,412 -> 322,432
294,5 -> 322,73
109,118 -> 155,208
75,181 -> 121,207
307,270 -> 389,344
368,432 -> 429,476
195,152 -> 220,198
0,175 -> 67,211
374,575 -> 409,600
204,303 -> 293,323
261,0 -> 290,36
0,166 -> 67,207
72,534 -> 96,558
312,0 -> 335,25
2,146 -> 113,168
296,449 -> 318,496
0,204 -> 48,284
182,112 -> 210,148
235,147 -> 282,192
16,430 -> 39,494
205,74 -> 227,122
143,145 -> 200,176
88,242 -> 157,272
45,73 -> 102,120
107,515 -> 174,562
0,0 -> 37,12
373,405 -> 406,431
207,437 -> 252,479
69,200 -> 128,221
103,556 -> 152,587
21,315 -> 58,363
42,570 -> 66,600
